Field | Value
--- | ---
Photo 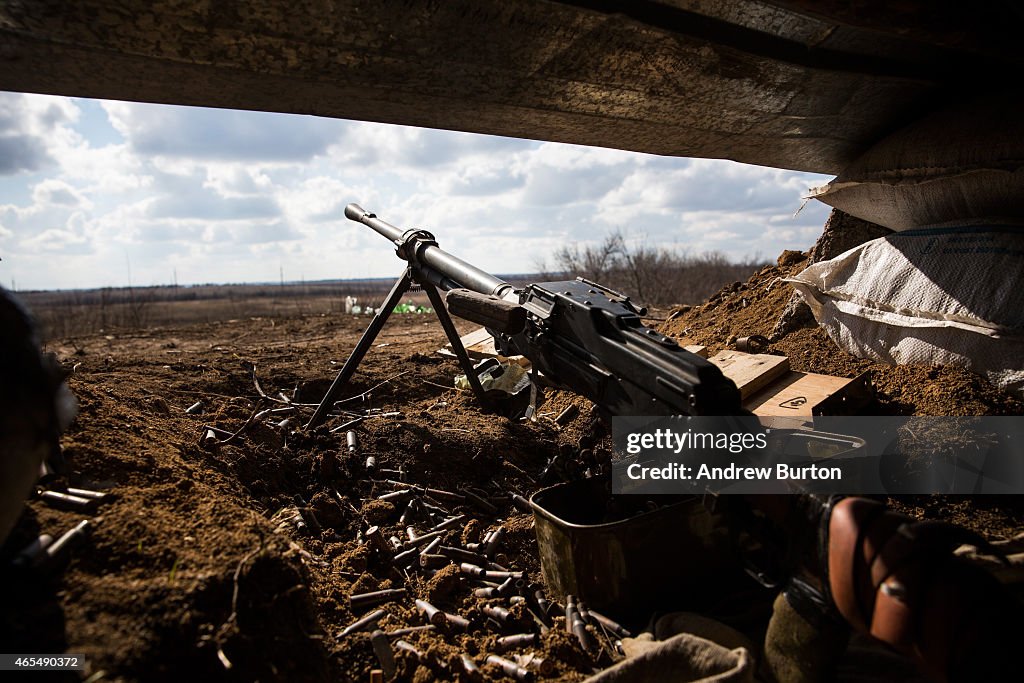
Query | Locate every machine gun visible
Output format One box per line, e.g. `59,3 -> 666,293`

306,204 -> 742,428
307,205 -> 1020,682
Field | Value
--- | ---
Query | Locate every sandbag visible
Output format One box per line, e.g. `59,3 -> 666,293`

787,226 -> 1024,394
808,91 -> 1024,231
585,613 -> 754,683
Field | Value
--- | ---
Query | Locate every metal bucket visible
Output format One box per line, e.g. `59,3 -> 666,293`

530,478 -> 739,623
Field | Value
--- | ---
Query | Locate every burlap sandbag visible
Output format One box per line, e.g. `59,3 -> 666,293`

584,613 -> 754,683
808,91 -> 1024,231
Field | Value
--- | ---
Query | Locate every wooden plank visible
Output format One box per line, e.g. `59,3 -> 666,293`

708,350 -> 790,400
744,370 -> 872,417
437,327 -> 496,359
437,327 -> 531,367
684,344 -> 709,358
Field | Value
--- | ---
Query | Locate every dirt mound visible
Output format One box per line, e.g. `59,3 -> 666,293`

659,251 -> 1023,417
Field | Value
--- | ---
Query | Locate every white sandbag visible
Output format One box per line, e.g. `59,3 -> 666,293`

787,227 -> 1024,394
808,92 -> 1024,231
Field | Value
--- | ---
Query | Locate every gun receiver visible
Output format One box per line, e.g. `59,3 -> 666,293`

342,203 -> 742,417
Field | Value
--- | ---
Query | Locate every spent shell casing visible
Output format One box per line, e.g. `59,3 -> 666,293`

377,489 -> 412,503
588,609 -> 632,639
429,515 -> 466,533
554,403 -> 580,426
495,633 -> 536,652
405,528 -> 446,548
185,400 -> 204,414
567,597 -> 596,653
339,608 -> 386,636
385,480 -> 464,502
392,546 -> 420,567
527,608 -> 551,634
459,562 -> 486,577
497,576 -> 526,596
564,596 -> 577,634
513,653 -> 555,676
369,629 -> 396,679
420,499 -> 452,517
460,654 -> 480,676
576,599 -> 595,626
11,534 -> 54,569
350,588 -> 406,611
419,553 -> 450,569
199,428 -> 218,448
482,569 -> 524,581
462,489 -> 498,514
425,488 -> 464,503
414,598 -> 446,626
485,655 -> 533,682
65,487 -> 109,501
481,604 -> 514,625
365,455 -> 377,470
473,586 -> 500,599
385,625 -> 436,638
201,428 -> 218,447
39,490 -> 97,512
346,430 -> 359,453
484,526 -> 505,558
365,526 -> 391,555
399,499 -> 420,526
420,535 -> 442,556
437,545 -> 488,565
510,494 -> 531,513
529,588 -> 552,621
444,612 -> 470,631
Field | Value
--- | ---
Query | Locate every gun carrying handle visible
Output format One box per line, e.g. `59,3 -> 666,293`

444,289 -> 526,335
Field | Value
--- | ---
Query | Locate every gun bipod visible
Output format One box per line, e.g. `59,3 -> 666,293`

305,266 -> 492,429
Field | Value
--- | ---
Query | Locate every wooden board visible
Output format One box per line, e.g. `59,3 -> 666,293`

744,370 -> 873,417
708,350 -> 790,400
684,344 -> 709,358
437,327 -> 531,366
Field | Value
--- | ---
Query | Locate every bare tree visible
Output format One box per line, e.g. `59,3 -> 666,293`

552,230 -> 766,307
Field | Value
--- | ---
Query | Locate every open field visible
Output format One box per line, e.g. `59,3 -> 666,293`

17,279 -> 427,341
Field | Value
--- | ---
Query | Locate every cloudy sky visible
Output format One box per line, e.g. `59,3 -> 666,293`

0,91 -> 833,291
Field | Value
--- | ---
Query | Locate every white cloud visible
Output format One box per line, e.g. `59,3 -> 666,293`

0,92 -> 80,175
32,179 -> 92,210
103,101 -> 347,162
0,93 -> 835,290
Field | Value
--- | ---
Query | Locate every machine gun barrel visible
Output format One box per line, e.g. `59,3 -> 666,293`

345,203 -> 512,298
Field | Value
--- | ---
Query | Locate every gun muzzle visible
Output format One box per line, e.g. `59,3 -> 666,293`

345,203 -> 514,298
